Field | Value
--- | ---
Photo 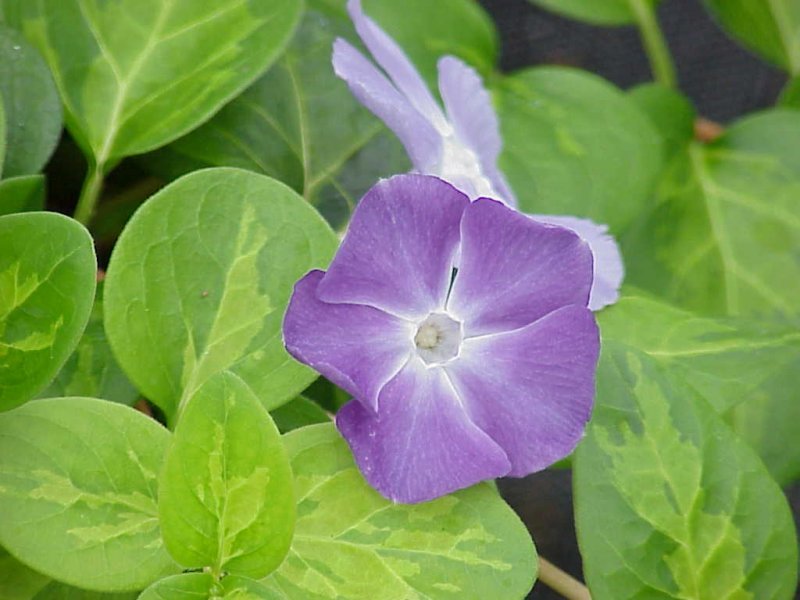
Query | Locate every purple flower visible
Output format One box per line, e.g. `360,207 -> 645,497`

333,0 -> 623,310
283,174 -> 599,503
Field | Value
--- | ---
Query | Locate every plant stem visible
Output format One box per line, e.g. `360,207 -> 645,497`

628,0 -> 676,88
74,162 -> 105,226
537,557 -> 591,600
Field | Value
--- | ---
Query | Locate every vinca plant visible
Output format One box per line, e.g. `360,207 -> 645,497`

0,0 -> 798,598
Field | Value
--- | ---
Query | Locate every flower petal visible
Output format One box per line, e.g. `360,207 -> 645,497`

448,198 -> 593,336
332,38 -> 441,169
530,214 -> 624,310
437,56 -> 517,206
336,359 -> 511,503
347,0 -> 448,131
446,305 -> 599,477
283,270 -> 413,412
317,174 -> 469,320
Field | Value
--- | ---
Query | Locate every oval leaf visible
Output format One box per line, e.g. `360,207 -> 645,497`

575,344 -> 798,599
261,424 -> 536,599
528,0 -> 661,26
34,582 -> 137,599
0,398 -> 178,591
139,572 -> 285,600
704,0 -> 800,74
6,0 -> 302,166
159,372 -> 295,578
0,212 -> 96,410
0,547 -> 50,599
104,168 -> 338,419
0,174 -> 46,216
0,24 -> 61,177
496,67 -> 663,232
623,109 -> 800,317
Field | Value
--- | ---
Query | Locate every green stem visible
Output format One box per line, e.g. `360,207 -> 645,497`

74,162 -> 105,226
628,0 -> 676,88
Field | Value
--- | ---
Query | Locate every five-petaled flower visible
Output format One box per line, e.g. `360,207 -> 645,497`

283,174 -> 600,503
333,0 -> 623,310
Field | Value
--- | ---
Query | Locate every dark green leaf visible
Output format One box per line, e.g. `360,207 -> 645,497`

575,344 -> 798,599
159,372 -> 295,578
0,547 -> 49,599
104,168 -> 338,421
0,174 -> 45,216
34,582 -> 137,600
527,0 -> 661,26
0,212 -> 96,410
628,83 -> 696,159
270,395 -> 330,434
0,398 -> 179,591
496,67 -> 663,232
778,77 -> 800,107
139,572 -> 285,600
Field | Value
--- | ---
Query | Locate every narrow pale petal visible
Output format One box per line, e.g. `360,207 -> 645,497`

317,174 -> 469,320
336,359 -> 511,503
332,38 -> 441,170
446,305 -> 599,477
347,0 -> 448,132
448,198 -> 593,336
284,270 -> 413,412
530,214 -> 624,310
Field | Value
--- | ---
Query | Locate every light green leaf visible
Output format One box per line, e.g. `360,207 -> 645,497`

623,109 -> 800,317
34,582 -> 137,600
0,91 -> 5,176
6,0 -> 302,169
0,547 -> 50,599
104,168 -> 338,420
159,372 -> 295,578
0,174 -> 45,216
0,212 -> 96,410
527,0 -> 661,26
704,0 -> 800,74
261,424 -> 536,600
139,572 -> 285,600
0,398 -> 179,591
628,83 -> 696,160
496,67 -> 663,232
270,395 -> 329,434
0,24 -> 61,177
575,344 -> 798,599
39,284 -> 138,405
599,292 -> 800,413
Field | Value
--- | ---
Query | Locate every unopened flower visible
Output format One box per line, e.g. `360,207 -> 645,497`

283,174 -> 599,503
333,0 -> 623,310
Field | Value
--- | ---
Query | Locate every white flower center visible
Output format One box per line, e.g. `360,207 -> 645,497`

413,312 -> 462,365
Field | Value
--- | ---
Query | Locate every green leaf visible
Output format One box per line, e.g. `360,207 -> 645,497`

0,547 -> 50,599
0,398 -> 179,591
496,67 -> 663,232
143,0 -> 410,230
104,168 -> 338,420
703,0 -> 800,74
39,284 -> 138,405
628,83 -> 696,160
270,395 -> 329,433
599,291 -> 800,413
575,343 -> 798,599
34,582 -> 137,600
261,424 -> 536,599
0,91 -> 5,176
159,372 -> 295,578
778,77 -> 800,107
527,0 -> 661,26
0,212 -> 96,410
0,24 -> 61,177
0,174 -> 45,216
139,573 -> 285,600
6,0 -> 302,168
623,109 -> 800,317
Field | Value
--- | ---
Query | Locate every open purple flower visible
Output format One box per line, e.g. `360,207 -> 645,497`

333,0 -> 624,310
284,174 -> 599,503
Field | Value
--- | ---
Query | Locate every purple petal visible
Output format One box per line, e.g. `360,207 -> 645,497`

437,56 -> 517,206
448,198 -> 593,337
446,305 -> 599,476
530,214 -> 624,311
333,38 -> 441,170
336,359 -> 511,503
347,0 -> 448,131
283,270 -> 413,412
317,174 -> 469,320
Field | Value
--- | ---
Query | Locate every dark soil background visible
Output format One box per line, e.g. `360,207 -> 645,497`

479,1 -> 798,597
